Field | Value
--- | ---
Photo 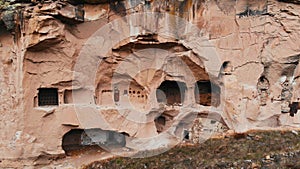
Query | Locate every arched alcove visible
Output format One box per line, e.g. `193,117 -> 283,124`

194,81 -> 220,107
62,129 -> 85,155
219,61 -> 232,76
257,76 -> 270,106
62,129 -> 126,155
156,80 -> 187,105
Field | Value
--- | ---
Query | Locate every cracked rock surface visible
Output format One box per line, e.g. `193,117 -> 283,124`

0,0 -> 300,168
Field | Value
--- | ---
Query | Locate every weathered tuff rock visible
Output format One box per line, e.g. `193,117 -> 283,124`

0,0 -> 300,168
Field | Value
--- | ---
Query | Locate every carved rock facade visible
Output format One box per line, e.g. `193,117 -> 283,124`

0,0 -> 300,167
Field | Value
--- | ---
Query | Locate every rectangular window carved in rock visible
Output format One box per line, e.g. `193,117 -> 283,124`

38,88 -> 59,106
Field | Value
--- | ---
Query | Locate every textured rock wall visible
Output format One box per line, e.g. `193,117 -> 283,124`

0,22 -> 24,158
0,0 -> 300,166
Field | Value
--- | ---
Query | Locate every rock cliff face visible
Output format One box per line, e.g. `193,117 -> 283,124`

0,0 -> 300,167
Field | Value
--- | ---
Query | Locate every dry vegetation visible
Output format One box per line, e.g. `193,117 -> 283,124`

83,130 -> 300,169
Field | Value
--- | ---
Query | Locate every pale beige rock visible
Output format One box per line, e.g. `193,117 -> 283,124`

0,0 -> 300,168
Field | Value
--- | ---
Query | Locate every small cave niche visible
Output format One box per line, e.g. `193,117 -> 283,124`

219,61 -> 232,76
113,86 -> 120,102
194,81 -> 220,107
183,130 -> 190,140
281,80 -> 293,114
62,129 -> 127,156
154,110 -> 179,133
156,81 -> 186,105
281,100 -> 300,117
145,0 -> 151,5
289,102 -> 299,117
38,88 -> 59,106
154,115 -> 166,133
257,76 -> 270,106
64,90 -> 73,104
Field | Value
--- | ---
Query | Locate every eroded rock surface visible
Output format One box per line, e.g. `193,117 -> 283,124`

0,0 -> 300,168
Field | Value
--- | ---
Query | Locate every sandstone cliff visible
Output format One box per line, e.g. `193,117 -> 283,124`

0,0 -> 300,168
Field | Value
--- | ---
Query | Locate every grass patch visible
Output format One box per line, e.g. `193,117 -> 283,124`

83,130 -> 300,169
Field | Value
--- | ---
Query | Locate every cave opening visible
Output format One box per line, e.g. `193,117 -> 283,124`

194,81 -> 220,106
62,129 -> 126,156
183,130 -> 190,140
62,129 -> 85,155
156,80 -> 186,105
154,116 -> 166,133
289,102 -> 299,117
257,76 -> 270,106
219,61 -> 232,76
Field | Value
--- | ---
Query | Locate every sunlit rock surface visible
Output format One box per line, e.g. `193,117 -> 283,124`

0,0 -> 300,168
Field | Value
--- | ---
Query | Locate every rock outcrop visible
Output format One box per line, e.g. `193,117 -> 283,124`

0,0 -> 300,168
